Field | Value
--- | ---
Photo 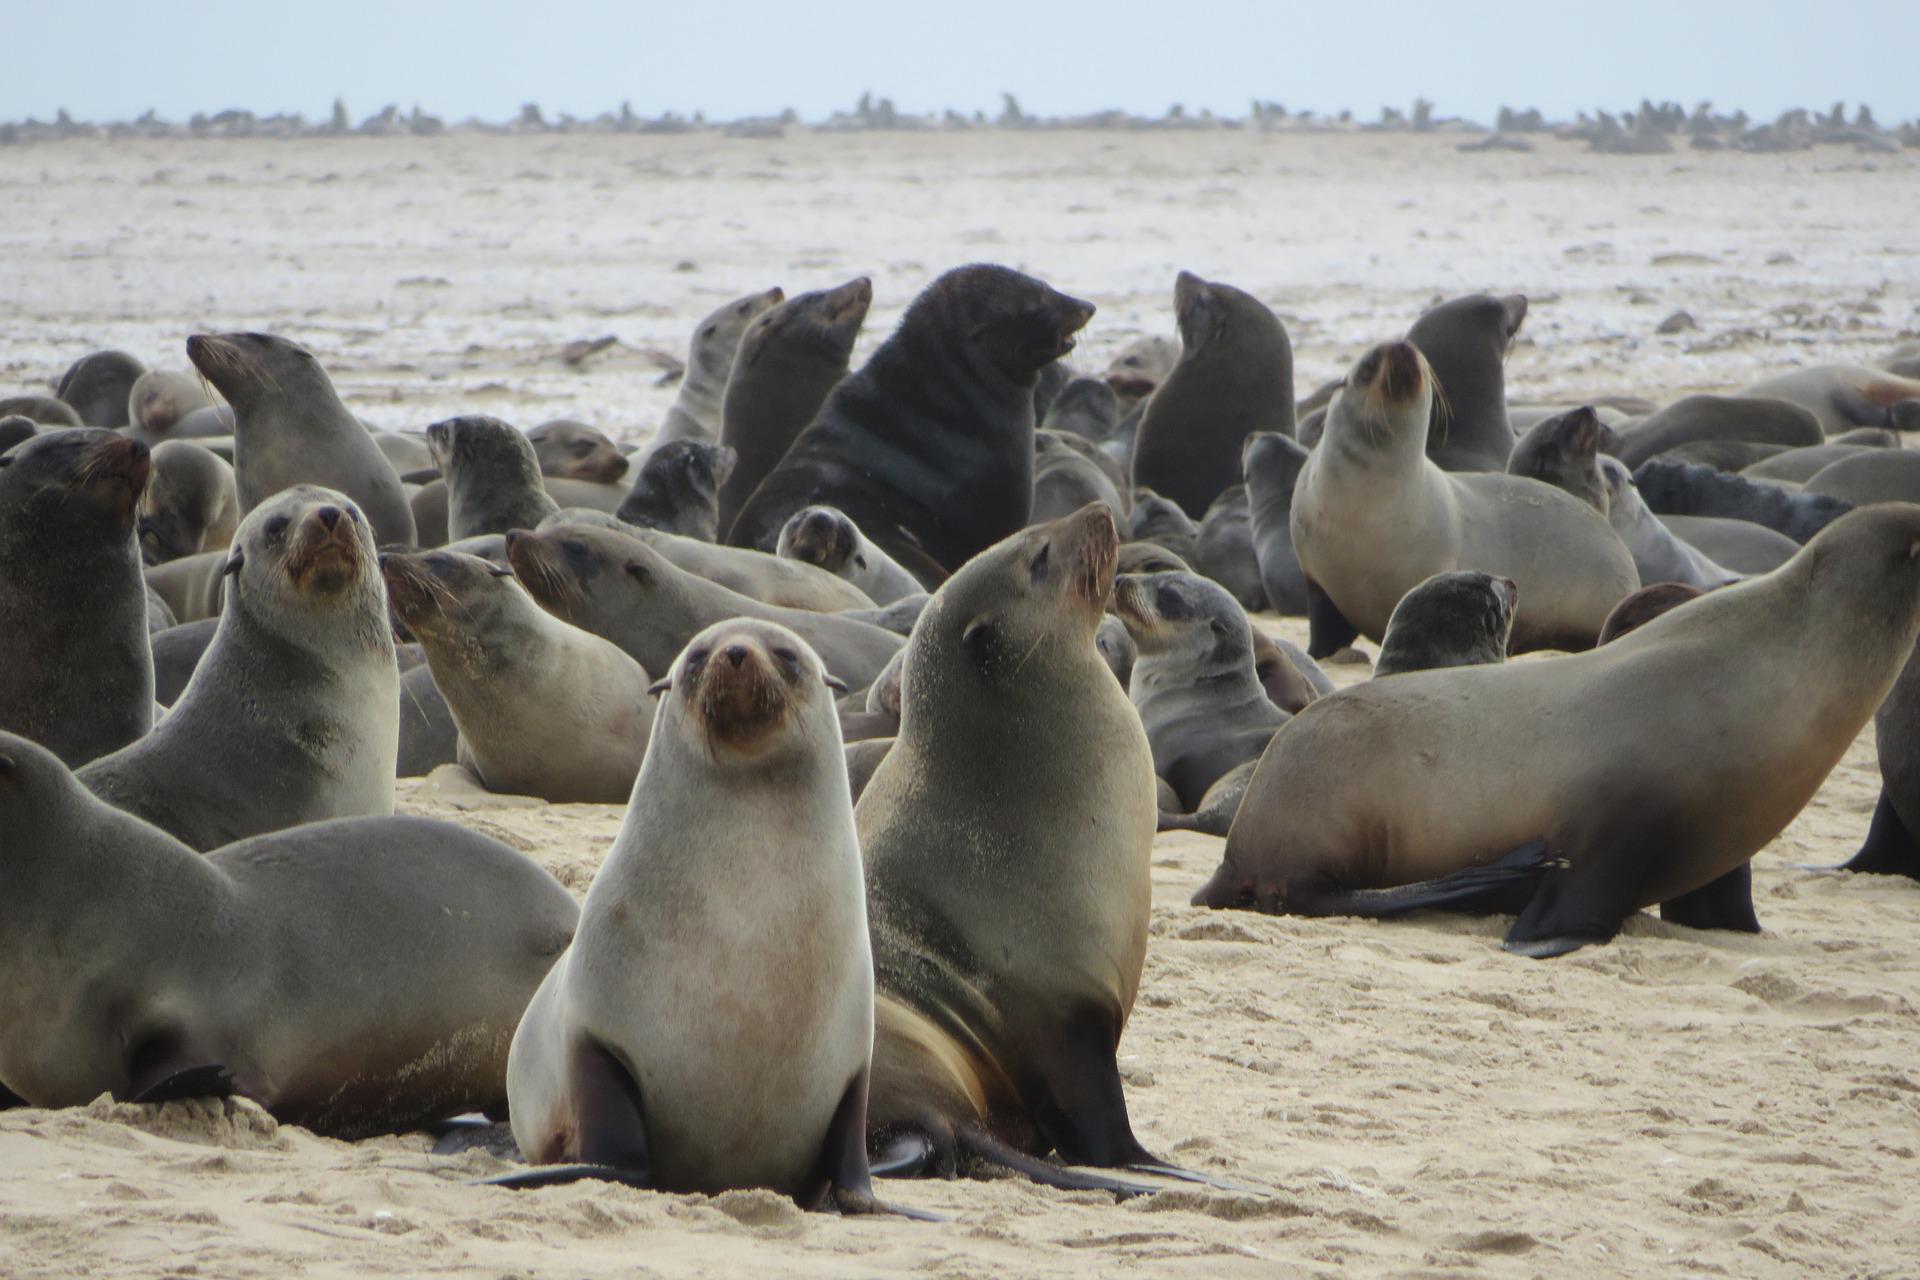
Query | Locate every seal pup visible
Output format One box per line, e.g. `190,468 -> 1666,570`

1116,541 -> 1191,575
1292,343 -> 1637,657
727,264 -> 1094,579
653,286 -> 786,446
1129,488 -> 1200,565
1241,431 -> 1312,614
0,731 -> 577,1137
1633,459 -> 1850,543
1596,581 -> 1704,646
1738,364 -> 1920,434
186,331 -> 417,546
1033,429 -> 1128,524
1194,504 -> 1920,956
383,550 -> 653,804
615,439 -> 735,541
1404,292 -> 1528,472
0,429 -> 153,765
507,524 -> 901,690
776,505 -> 925,604
137,440 -> 239,563
56,349 -> 145,427
1040,376 -> 1123,443
1805,450 -> 1920,509
1609,395 -> 1825,470
81,487 -> 398,851
715,276 -> 872,532
1598,457 -> 1740,588
1374,571 -> 1517,676
527,419 -> 628,484
859,505 -> 1205,1193
1130,272 -> 1295,517
127,369 -> 214,440
1195,484 -> 1269,611
1113,571 -> 1287,811
427,414 -> 560,541
499,621 -> 901,1214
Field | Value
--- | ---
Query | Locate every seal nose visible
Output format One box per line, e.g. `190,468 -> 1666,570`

316,505 -> 343,531
724,644 -> 750,668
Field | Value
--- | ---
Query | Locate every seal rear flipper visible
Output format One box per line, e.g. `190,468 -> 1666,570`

1838,791 -> 1920,880
1303,577 -> 1359,660
1659,863 -> 1761,933
1300,840 -> 1560,918
953,1127 -> 1161,1199
812,1068 -> 944,1220
1502,861 -> 1628,959
480,1163 -> 656,1190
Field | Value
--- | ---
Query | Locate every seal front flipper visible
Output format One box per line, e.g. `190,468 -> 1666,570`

1660,864 -> 1761,933
1837,791 -> 1920,880
128,1064 -> 236,1105
1298,841 -> 1559,918
484,1037 -> 652,1189
1304,576 -> 1359,660
815,1069 -> 945,1220
1502,859 -> 1628,959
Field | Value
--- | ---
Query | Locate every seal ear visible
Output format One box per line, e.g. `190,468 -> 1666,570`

625,562 -> 653,585
488,565 -> 514,577
822,672 -> 849,694
222,548 -> 245,577
647,676 -> 671,697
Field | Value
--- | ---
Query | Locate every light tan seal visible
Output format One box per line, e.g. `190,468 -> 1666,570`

653,287 -> 786,446
137,440 -> 240,563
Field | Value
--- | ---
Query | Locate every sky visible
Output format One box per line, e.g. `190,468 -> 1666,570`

7,0 -> 1917,127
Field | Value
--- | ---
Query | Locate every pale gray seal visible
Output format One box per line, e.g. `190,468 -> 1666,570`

137,440 -> 239,564
775,505 -> 925,605
427,415 -> 560,540
653,287 -> 786,446
615,438 -> 736,541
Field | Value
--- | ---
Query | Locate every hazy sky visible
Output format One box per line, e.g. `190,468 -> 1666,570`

9,0 -> 1917,125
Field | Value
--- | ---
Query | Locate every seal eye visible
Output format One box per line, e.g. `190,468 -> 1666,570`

772,647 -> 802,675
684,648 -> 709,675
265,515 -> 290,540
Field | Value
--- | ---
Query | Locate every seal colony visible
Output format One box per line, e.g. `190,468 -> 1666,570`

8,234 -> 1920,1248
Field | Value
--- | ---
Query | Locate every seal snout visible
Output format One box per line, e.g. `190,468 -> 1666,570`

286,501 -> 365,591
75,433 -> 152,516
1357,341 -> 1425,402
677,624 -> 808,751
1056,502 -> 1119,607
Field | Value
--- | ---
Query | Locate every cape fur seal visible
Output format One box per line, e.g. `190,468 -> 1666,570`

1040,376 -> 1123,443
1805,450 -> 1920,509
1130,272 -> 1295,518
81,487 -> 399,850
1743,442 -> 1888,485
56,349 -> 145,427
499,621 -> 903,1213
1194,484 -> 1268,611
1128,488 -> 1200,565
715,276 -> 872,533
1292,342 -> 1637,657
0,395 -> 81,427
382,550 -> 653,804
142,548 -> 228,623
527,419 -> 629,484
1405,292 -> 1528,472
653,287 -> 785,446
1609,395 -> 1825,470
1596,581 -> 1704,646
427,415 -> 560,540
0,416 -> 35,452
1374,571 -> 1517,676
1033,429 -> 1128,524
727,264 -> 1093,580
0,429 -> 154,765
615,439 -> 735,541
1661,515 -> 1798,574
1844,640 -> 1920,881
0,731 -> 577,1137
1195,504 -> 1920,957
127,369 -> 215,440
1633,460 -> 1850,543
1737,364 -> 1920,433
137,440 -> 239,563
1103,335 -> 1179,403
776,505 -> 924,604
1241,432 -> 1312,614
542,510 -> 878,611
187,331 -> 416,546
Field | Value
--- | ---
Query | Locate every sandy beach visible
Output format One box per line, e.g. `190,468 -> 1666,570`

2,129 -> 1918,1278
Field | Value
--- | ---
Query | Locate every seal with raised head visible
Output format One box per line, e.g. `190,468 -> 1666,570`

776,505 -> 925,605
858,505 -> 1207,1193
383,549 -> 654,804
616,438 -> 736,541
187,331 -> 417,546
727,264 -> 1094,580
1241,431 -> 1312,614
0,428 -> 153,765
715,276 -> 872,532
56,349 -> 145,427
138,440 -> 239,564
527,419 -> 629,484
653,287 -> 786,447
1292,342 -> 1638,657
81,486 -> 398,851
0,730 -> 578,1137
1194,504 -> 1920,957
1130,272 -> 1295,518
1374,571 -> 1517,677
427,414 -> 560,541
1404,292 -> 1528,472
498,620 -> 900,1213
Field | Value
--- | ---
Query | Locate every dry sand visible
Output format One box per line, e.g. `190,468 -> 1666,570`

2,131 -> 1918,1279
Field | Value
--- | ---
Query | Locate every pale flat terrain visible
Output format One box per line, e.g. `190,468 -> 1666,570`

2,130 -> 1918,1280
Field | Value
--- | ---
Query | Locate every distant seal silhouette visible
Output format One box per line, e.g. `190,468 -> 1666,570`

715,276 -> 872,532
127,369 -> 215,440
1805,450 -> 1920,508
499,621 -> 901,1212
383,549 -> 653,804
1194,484 -> 1268,611
427,415 -> 560,540
1374,571 -> 1517,676
507,523 -> 901,690
187,331 -> 416,546
616,439 -> 736,541
0,730 -> 577,1138
81,487 -> 398,850
527,419 -> 629,484
1292,342 -> 1637,657
1194,505 -> 1920,957
0,429 -> 153,765
1609,395 -> 1825,470
1738,364 -> 1920,433
1241,432 -> 1312,614
1633,459 -> 1850,543
1405,292 -> 1528,472
654,287 -> 785,446
776,505 -> 925,604
137,440 -> 239,564
56,349 -> 145,427
1130,272 -> 1295,518
1596,581 -> 1704,645
728,264 -> 1093,580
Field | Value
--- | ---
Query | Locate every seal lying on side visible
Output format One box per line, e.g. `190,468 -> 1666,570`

859,505 -> 1207,1194
728,264 -> 1093,579
653,287 -> 786,447
187,331 -> 417,546
1804,450 -> 1920,509
1194,505 -> 1920,957
528,419 -> 629,484
1292,342 -> 1637,657
0,731 -> 577,1138
127,369 -> 214,441
383,550 -> 654,804
615,439 -> 735,541
1633,460 -> 1850,543
544,510 -> 878,611
1373,571 -> 1518,677
138,440 -> 239,563
1609,395 -> 1826,470
499,622 -> 900,1213
1737,364 -> 1920,433
81,487 -> 398,851
776,505 -> 925,604
1404,292 -> 1528,472
1130,272 -> 1295,517
1241,432 -> 1312,615
1742,442 -> 1890,485
428,415 -> 561,540
0,429 -> 154,765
